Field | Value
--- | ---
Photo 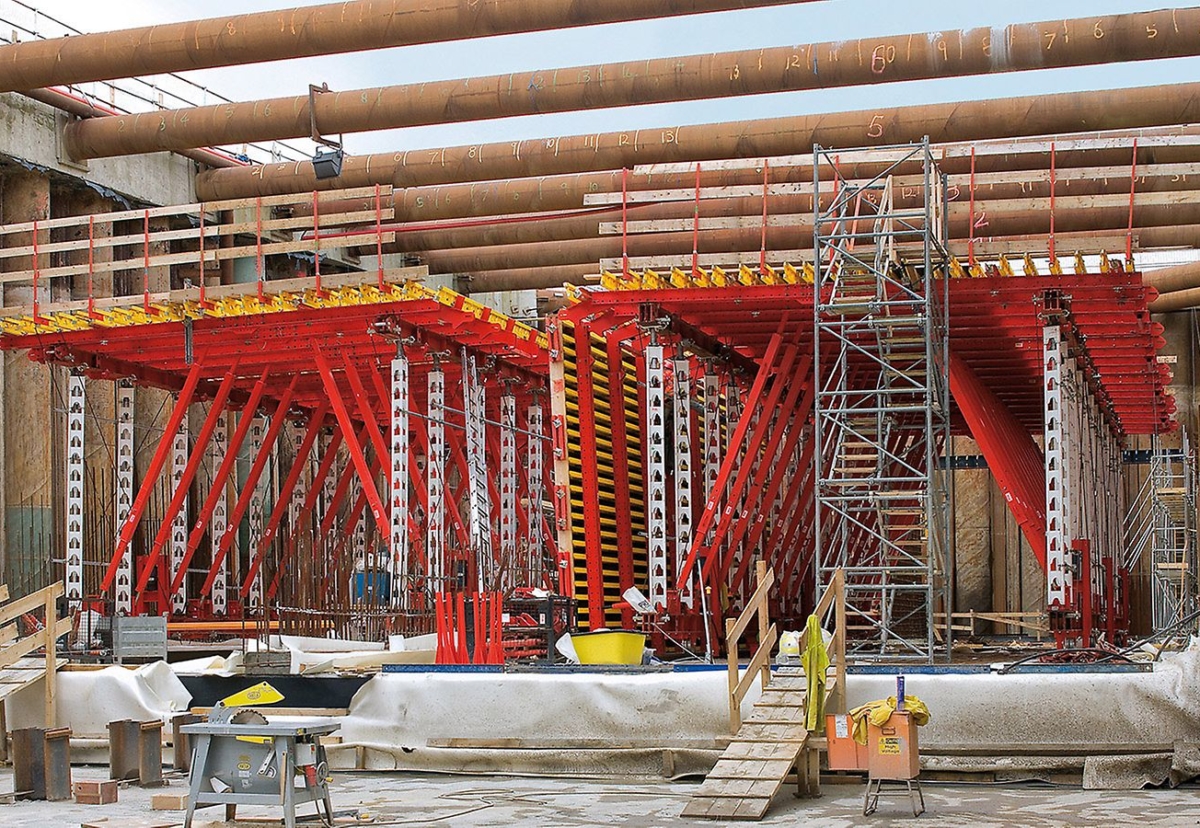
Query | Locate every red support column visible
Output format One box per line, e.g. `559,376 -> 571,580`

201,376 -> 299,596
101,360 -> 204,594
132,363 -> 242,604
166,368 -> 270,602
239,402 -> 330,598
606,335 -> 637,628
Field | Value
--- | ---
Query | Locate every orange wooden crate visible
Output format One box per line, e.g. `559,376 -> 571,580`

867,710 -> 920,780
825,713 -> 869,771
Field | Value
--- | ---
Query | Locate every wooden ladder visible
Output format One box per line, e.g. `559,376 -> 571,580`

682,566 -> 845,821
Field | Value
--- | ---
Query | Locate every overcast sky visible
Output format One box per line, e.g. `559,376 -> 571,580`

10,0 -> 1200,156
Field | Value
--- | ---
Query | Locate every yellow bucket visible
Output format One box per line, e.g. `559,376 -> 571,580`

571,630 -> 646,665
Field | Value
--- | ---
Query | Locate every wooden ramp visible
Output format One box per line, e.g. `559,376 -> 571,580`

681,672 -> 813,820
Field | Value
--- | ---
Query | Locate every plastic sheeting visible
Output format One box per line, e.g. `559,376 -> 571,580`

6,662 -> 191,735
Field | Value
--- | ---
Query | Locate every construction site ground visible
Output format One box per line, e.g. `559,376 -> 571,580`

3,767 -> 1197,828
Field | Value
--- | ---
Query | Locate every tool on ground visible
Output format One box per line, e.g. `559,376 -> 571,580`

181,681 -> 340,828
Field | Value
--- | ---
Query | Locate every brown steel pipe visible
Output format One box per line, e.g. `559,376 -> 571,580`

1149,285 -> 1200,313
195,82 -> 1200,200
1142,260 -> 1200,294
0,0 -> 813,94
63,7 -> 1200,160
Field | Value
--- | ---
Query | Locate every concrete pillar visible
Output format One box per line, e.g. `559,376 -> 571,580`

61,189 -> 114,302
950,437 -> 992,616
0,169 -> 54,586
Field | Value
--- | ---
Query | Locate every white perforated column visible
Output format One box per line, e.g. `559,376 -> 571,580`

427,368 -> 446,586
646,345 -> 668,608
114,381 -> 135,614
526,403 -> 544,582
499,393 -> 517,590
1043,325 -> 1071,609
246,415 -> 267,611
389,354 -> 410,608
672,358 -> 694,607
169,412 -> 189,614
209,411 -> 229,615
65,374 -> 85,610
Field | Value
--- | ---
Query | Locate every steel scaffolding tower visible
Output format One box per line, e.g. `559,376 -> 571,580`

812,141 -> 951,661
1127,432 -> 1198,634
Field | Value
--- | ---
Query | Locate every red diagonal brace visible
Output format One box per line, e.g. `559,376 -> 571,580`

201,376 -> 299,597
102,359 -> 205,594
677,328 -> 786,586
239,401 -> 329,598
268,426 -> 348,600
314,346 -> 391,544
132,361 -> 241,601
165,368 -> 270,602
698,341 -> 801,584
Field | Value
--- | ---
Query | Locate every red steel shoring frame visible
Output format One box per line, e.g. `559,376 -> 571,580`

100,358 -> 204,594
337,352 -> 399,544
131,362 -> 240,605
165,367 -> 270,603
200,376 -> 299,597
718,353 -> 812,591
695,339 -> 801,586
313,346 -> 391,544
1126,139 -> 1139,264
574,317 -> 608,629
268,425 -> 348,601
239,402 -> 329,598
676,325 -> 786,588
724,362 -> 815,595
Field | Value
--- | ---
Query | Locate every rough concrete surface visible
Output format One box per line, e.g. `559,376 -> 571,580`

2,767 -> 1199,827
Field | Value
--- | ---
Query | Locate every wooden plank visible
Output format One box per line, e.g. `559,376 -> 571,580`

425,737 -> 728,750
705,758 -> 797,780
0,583 -> 63,625
0,618 -> 71,671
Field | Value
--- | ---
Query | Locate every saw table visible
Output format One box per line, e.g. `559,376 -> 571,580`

180,719 -> 340,828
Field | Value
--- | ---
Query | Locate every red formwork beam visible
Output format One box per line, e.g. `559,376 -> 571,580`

201,376 -> 300,598
574,318 -> 608,629
132,362 -> 240,607
240,403 -> 329,598
606,330 -> 638,629
100,359 -> 205,595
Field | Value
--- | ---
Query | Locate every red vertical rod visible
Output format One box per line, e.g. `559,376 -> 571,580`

314,346 -> 391,541
1126,138 -> 1139,265
142,209 -> 151,312
1048,142 -> 1057,263
759,157 -> 769,277
31,219 -> 41,322
239,402 -> 329,598
375,184 -> 385,288
256,196 -> 265,302
166,368 -> 271,600
691,162 -> 701,278
621,167 -> 630,278
967,146 -> 977,268
101,359 -> 205,593
312,191 -> 322,293
86,215 -> 95,316
198,206 -> 208,306
267,426 -> 347,600
131,361 -> 241,599
202,377 -> 299,596
677,328 -> 786,586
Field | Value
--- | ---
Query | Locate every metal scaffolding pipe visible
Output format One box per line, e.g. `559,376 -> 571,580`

63,7 -> 1200,160
195,81 -> 1200,200
1148,285 -> 1200,313
0,0 -> 812,94
1142,260 -> 1200,294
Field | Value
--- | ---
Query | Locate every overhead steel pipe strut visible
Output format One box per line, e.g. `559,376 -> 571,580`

64,7 -> 1200,161
195,81 -> 1200,200
0,0 -> 814,94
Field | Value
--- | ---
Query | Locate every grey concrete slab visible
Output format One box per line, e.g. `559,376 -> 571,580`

0,766 -> 1197,827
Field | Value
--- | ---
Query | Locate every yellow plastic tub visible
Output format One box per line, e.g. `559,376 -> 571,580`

571,630 -> 646,665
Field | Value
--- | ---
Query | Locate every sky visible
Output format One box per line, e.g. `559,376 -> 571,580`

7,0 -> 1200,157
